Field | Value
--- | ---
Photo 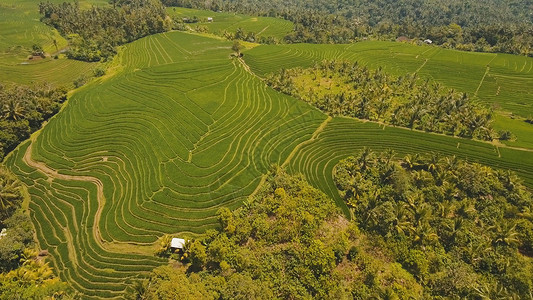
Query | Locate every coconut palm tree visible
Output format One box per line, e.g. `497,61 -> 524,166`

357,147 -> 374,171
489,220 -> 520,247
387,201 -> 413,236
2,99 -> 26,121
413,222 -> 439,246
0,169 -> 22,219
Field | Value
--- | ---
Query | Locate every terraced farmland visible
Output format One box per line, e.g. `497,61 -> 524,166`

167,7 -> 293,39
0,0 -> 102,86
244,42 -> 533,118
5,31 -> 325,298
285,117 -> 533,217
4,30 -> 533,298
0,58 -> 97,86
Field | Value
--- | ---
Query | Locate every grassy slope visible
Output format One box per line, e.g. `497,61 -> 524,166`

166,7 -> 293,39
244,42 -> 533,148
0,0 -> 104,86
5,31 -> 325,298
5,31 -> 533,298
1,8 -> 531,297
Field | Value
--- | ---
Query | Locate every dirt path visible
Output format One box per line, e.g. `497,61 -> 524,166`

238,56 -> 263,80
23,136 -> 158,256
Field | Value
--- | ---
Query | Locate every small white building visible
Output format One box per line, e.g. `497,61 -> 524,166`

171,238 -> 186,249
207,17 -> 213,22
424,39 -> 433,44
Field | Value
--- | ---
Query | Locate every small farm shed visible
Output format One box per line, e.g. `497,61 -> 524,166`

171,238 -> 186,249
207,17 -> 213,22
424,39 -> 433,44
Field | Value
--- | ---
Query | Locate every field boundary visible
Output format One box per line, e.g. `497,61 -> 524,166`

22,134 -> 158,256
282,116 -> 332,168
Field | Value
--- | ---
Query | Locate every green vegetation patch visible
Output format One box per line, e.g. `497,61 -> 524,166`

3,27 -> 532,299
245,41 -> 533,146
245,42 -> 533,118
286,117 -> 533,217
333,149 -> 533,298
5,31 -> 325,298
266,60 -> 494,140
167,7 -> 293,40
132,169 -> 424,299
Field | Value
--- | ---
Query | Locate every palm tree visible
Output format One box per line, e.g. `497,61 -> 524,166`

362,190 -> 381,228
127,280 -> 147,300
2,99 -> 26,121
473,282 -> 517,300
489,220 -> 520,247
425,152 -> 441,174
412,202 -> 433,227
402,153 -> 422,170
357,147 -> 374,171
413,222 -> 439,246
382,149 -> 396,166
155,234 -> 172,256
387,201 -> 413,236
445,218 -> 463,245
0,169 -> 22,219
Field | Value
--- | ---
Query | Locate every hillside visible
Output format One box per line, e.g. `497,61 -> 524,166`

0,0 -> 532,298
0,0 -> 105,86
2,30 -> 533,298
245,42 -> 533,148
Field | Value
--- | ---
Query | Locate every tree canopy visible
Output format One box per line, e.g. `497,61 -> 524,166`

334,149 -> 533,298
132,167 -> 425,299
0,83 -> 67,160
39,0 -> 172,61
135,154 -> 533,298
266,60 -> 496,140
162,0 -> 533,55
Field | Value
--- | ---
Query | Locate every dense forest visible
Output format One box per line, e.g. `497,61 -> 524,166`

266,61 -> 497,141
0,83 -> 67,160
334,149 -> 533,298
39,0 -> 172,61
132,162 -> 533,299
163,0 -> 533,55
132,168 -> 425,299
0,168 -> 70,299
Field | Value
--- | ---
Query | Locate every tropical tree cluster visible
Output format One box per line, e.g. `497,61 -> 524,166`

39,0 -> 172,61
0,83 -> 67,159
131,168 -> 425,299
0,249 -> 70,299
161,0 -> 533,55
0,168 -> 70,299
266,60 -> 495,140
334,148 -> 533,298
225,28 -> 278,44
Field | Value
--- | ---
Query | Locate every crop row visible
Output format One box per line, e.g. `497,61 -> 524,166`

244,41 -> 533,117
287,117 -> 533,217
5,31 -> 324,298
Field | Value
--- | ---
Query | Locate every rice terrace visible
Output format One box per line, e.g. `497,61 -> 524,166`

1,0 -> 533,299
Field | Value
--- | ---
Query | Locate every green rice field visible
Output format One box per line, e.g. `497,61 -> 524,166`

244,42 -> 533,148
5,31 -> 533,297
2,9 -> 533,297
0,0 -> 104,86
167,7 -> 293,39
5,31 -> 326,298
